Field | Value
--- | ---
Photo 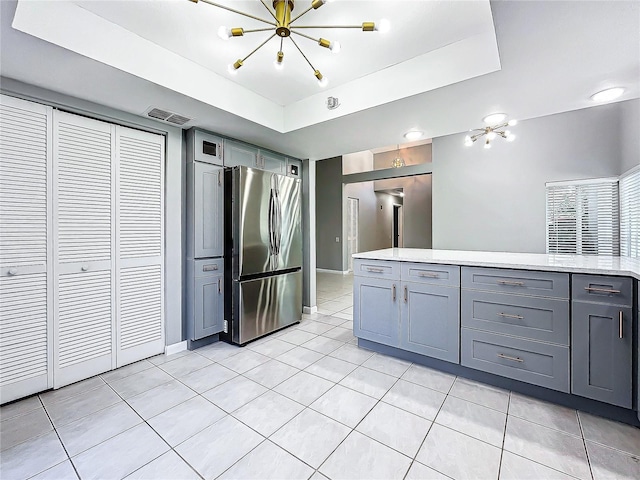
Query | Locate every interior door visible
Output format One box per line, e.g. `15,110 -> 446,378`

53,111 -> 114,387
0,95 -> 52,403
347,198 -> 359,272
116,126 -> 164,366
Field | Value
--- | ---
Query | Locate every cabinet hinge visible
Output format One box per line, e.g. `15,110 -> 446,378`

223,319 -> 228,334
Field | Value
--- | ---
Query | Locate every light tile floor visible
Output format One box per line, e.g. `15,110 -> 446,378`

1,272 -> 639,479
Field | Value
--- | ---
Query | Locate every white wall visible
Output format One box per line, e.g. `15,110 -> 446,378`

432,100 -> 637,253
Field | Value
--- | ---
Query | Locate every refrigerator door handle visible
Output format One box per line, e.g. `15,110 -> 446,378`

275,190 -> 282,256
268,188 -> 275,255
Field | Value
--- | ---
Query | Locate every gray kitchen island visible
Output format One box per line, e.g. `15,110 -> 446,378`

352,248 -> 640,425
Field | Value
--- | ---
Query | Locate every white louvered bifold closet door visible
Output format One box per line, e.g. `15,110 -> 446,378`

0,95 -> 52,403
53,111 -> 114,388
116,126 -> 164,366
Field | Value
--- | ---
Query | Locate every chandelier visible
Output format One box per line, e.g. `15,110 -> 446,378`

464,113 -> 518,149
188,0 -> 389,87
391,145 -> 405,168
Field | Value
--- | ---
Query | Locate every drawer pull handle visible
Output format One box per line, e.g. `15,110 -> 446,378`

218,278 -> 221,294
497,312 -> 524,320
497,280 -> 525,286
418,272 -> 439,278
619,311 -> 623,339
404,285 -> 408,303
497,353 -> 524,363
584,286 -> 620,294
392,284 -> 396,301
367,267 -> 384,273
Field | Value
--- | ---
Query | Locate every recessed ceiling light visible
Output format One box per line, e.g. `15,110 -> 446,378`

483,113 -> 507,124
591,87 -> 624,102
404,131 -> 423,141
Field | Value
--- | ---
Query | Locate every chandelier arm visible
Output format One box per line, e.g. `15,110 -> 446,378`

291,30 -> 321,43
242,27 -> 275,33
291,25 -> 362,29
289,6 -> 314,24
258,0 -> 278,22
240,33 -> 278,63
289,36 -> 317,72
198,0 -> 276,26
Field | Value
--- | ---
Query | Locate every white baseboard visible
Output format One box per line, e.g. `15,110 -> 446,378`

317,268 -> 350,275
165,341 -> 187,356
303,305 -> 318,314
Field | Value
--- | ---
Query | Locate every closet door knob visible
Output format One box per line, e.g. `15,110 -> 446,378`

81,265 -> 89,272
8,268 -> 18,276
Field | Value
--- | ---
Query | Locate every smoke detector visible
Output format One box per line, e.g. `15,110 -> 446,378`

144,107 -> 192,127
326,97 -> 340,110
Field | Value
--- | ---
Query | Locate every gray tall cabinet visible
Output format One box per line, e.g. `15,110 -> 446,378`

185,130 -> 225,346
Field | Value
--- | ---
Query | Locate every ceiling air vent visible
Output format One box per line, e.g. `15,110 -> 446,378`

144,107 -> 193,128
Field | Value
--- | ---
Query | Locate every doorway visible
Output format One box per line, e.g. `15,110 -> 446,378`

392,204 -> 403,247
346,197 -> 359,272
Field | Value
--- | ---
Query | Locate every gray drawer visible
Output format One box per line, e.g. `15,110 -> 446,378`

353,259 -> 400,280
401,263 -> 460,287
461,291 -> 569,345
572,274 -> 633,307
461,328 -> 569,393
462,267 -> 569,299
194,258 -> 224,278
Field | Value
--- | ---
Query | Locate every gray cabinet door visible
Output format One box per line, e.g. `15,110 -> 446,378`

259,150 -> 286,174
224,140 -> 258,168
194,162 -> 223,258
194,273 -> 224,339
400,282 -> 460,363
571,302 -> 633,408
353,276 -> 399,347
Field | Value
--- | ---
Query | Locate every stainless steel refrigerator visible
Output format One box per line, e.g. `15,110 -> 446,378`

223,166 -> 302,345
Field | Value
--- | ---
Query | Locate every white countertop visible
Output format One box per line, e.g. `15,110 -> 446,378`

353,248 -> 640,280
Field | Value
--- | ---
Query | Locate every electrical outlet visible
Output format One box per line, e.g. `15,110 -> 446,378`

335,237 -> 340,242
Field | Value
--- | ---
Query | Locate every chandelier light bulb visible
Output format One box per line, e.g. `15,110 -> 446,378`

218,26 -> 232,40
318,76 -> 329,87
464,135 -> 473,147
508,119 -> 518,126
484,141 -> 491,149
274,60 -> 284,71
506,134 -> 516,142
329,40 -> 341,54
227,64 -> 238,75
376,18 -> 390,33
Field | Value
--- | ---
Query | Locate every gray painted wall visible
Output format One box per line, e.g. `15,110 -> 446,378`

432,100 -> 637,253
1,77 -> 184,346
374,175 -> 433,248
619,99 -> 640,174
315,156 -> 343,271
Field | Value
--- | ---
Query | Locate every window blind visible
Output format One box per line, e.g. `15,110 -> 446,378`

546,178 -> 619,255
620,166 -> 640,258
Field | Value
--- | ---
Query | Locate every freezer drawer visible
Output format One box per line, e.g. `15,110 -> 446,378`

232,270 -> 302,345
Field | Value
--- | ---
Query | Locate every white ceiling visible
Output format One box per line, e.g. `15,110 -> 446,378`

1,1 -> 639,161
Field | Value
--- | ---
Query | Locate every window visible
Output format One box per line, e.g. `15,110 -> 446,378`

620,166 -> 640,258
546,178 -> 619,255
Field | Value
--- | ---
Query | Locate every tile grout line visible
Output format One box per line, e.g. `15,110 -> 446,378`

577,412 -> 596,480
495,390 -> 512,480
